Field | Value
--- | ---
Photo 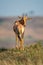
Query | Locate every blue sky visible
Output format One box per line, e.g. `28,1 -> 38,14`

0,0 -> 43,16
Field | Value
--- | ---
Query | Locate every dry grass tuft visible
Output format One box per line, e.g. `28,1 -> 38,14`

0,41 -> 43,65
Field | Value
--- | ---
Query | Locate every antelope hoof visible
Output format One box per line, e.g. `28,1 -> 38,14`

16,45 -> 18,49
19,46 -> 24,51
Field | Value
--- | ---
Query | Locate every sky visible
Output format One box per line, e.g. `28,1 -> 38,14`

0,0 -> 43,16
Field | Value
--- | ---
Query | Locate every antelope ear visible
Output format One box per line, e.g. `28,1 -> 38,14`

28,17 -> 32,20
18,16 -> 22,19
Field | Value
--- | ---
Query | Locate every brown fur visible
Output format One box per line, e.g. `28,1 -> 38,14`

13,16 -> 32,50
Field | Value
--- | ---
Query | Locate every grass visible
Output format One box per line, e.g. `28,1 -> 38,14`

0,41 -> 43,65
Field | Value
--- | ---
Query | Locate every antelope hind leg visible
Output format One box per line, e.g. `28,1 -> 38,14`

19,38 -> 24,50
16,35 -> 19,49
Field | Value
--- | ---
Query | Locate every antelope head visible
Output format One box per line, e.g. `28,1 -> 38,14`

18,16 -> 32,26
23,16 -> 32,26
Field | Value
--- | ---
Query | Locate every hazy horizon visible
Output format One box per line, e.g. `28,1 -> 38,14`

0,16 -> 43,48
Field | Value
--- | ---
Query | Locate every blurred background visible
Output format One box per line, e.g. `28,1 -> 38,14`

0,0 -> 43,48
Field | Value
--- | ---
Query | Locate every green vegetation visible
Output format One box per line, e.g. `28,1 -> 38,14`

0,41 -> 43,65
